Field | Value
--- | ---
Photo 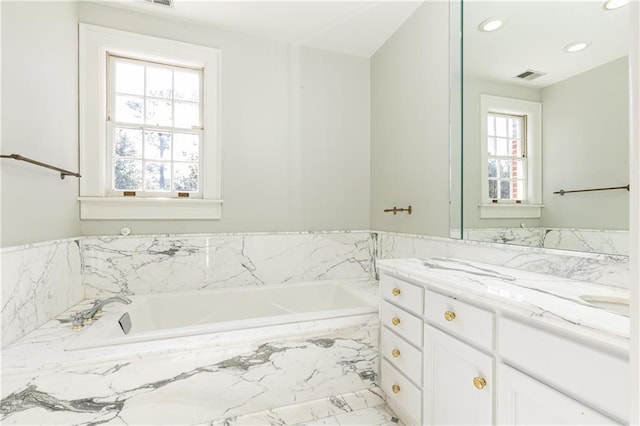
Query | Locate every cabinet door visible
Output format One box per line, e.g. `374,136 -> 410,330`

497,364 -> 620,425
424,325 -> 493,425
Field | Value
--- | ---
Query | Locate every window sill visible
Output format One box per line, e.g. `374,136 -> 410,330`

478,203 -> 543,219
78,197 -> 223,220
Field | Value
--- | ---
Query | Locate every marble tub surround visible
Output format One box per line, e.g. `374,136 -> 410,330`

0,238 -> 83,347
459,227 -> 629,255
82,231 -> 374,297
0,229 -> 629,349
377,258 -> 630,349
1,300 -> 380,425
2,279 -> 379,372
377,232 -> 630,289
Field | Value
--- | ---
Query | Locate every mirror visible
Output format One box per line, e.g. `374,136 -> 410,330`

450,1 -> 630,256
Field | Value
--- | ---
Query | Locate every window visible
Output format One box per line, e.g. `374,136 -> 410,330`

479,95 -> 542,219
108,55 -> 203,197
486,112 -> 527,202
79,24 -> 221,220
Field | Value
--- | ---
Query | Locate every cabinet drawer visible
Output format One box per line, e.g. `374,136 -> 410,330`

381,358 -> 422,425
381,274 -> 424,315
381,327 -> 422,384
424,289 -> 494,350
381,300 -> 423,346
500,317 -> 628,423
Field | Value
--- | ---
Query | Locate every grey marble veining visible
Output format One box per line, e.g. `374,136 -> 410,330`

209,388 -> 400,426
82,231 -> 374,297
459,227 -> 629,256
542,228 -> 628,255
378,257 -> 630,348
378,232 -> 629,288
0,239 -> 83,347
1,313 -> 379,425
0,229 -> 630,353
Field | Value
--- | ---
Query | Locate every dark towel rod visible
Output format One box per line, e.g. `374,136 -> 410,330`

1,154 -> 81,179
553,184 -> 629,196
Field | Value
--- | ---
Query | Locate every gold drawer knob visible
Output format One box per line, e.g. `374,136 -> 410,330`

391,349 -> 401,358
473,377 -> 487,390
392,288 -> 401,296
392,384 -> 401,394
444,311 -> 456,321
391,317 -> 401,326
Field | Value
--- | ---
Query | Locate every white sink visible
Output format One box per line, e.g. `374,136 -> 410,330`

579,295 -> 630,317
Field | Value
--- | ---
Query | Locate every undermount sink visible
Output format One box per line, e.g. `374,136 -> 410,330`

579,295 -> 630,317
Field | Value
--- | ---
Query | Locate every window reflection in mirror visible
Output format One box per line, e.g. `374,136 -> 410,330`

450,0 -> 630,255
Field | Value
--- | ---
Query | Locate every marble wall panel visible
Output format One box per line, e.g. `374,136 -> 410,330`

378,232 -> 629,288
82,232 -> 374,297
1,239 -> 83,347
460,227 -> 629,256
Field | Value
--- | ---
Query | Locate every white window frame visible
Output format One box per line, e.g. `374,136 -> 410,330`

479,95 -> 543,219
486,111 -> 527,202
106,54 -> 205,198
78,24 -> 222,220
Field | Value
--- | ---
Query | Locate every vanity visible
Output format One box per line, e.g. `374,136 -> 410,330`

378,258 -> 630,425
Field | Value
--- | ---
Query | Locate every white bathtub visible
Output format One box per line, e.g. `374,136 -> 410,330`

66,280 -> 378,351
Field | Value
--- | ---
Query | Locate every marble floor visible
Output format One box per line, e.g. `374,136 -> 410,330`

208,387 -> 403,426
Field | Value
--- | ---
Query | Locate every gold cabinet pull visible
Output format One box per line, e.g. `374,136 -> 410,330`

392,349 -> 401,358
473,377 -> 487,390
391,317 -> 401,326
444,311 -> 456,321
392,288 -> 401,296
392,384 -> 401,393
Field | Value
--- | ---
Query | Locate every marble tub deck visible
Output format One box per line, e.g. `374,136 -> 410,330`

1,281 -> 385,425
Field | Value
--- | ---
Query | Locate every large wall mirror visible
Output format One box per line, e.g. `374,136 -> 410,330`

450,1 -> 630,256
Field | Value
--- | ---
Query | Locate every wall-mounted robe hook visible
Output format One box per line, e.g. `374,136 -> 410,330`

383,205 -> 412,215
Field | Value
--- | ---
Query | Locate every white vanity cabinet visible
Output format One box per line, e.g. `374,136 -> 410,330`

423,289 -> 495,425
497,365 -> 619,425
379,274 -> 424,425
378,269 -> 629,426
498,316 -> 627,423
423,325 -> 493,425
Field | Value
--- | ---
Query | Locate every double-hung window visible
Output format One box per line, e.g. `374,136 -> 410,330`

79,24 -> 221,220
479,95 -> 542,219
108,55 -> 203,197
486,112 -> 527,202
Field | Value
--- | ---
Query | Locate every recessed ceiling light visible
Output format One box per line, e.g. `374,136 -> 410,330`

479,18 -> 504,32
564,42 -> 590,53
604,0 -> 629,10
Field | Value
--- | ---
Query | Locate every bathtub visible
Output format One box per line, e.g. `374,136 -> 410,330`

66,280 -> 378,351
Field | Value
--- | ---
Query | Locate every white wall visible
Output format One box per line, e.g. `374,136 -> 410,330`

370,2 -> 450,237
77,2 -> 370,237
1,2 -> 81,247
540,57 -> 629,230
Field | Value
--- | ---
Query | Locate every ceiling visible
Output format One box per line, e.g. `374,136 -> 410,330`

92,1 -> 629,85
98,0 -> 424,58
463,1 -> 630,88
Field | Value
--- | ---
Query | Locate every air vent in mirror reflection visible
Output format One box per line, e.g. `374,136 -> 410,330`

514,69 -> 546,80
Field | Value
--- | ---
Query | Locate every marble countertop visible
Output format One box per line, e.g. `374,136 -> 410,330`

2,279 -> 380,375
377,258 -> 630,350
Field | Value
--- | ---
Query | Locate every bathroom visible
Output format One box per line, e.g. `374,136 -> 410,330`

1,0 -> 638,424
